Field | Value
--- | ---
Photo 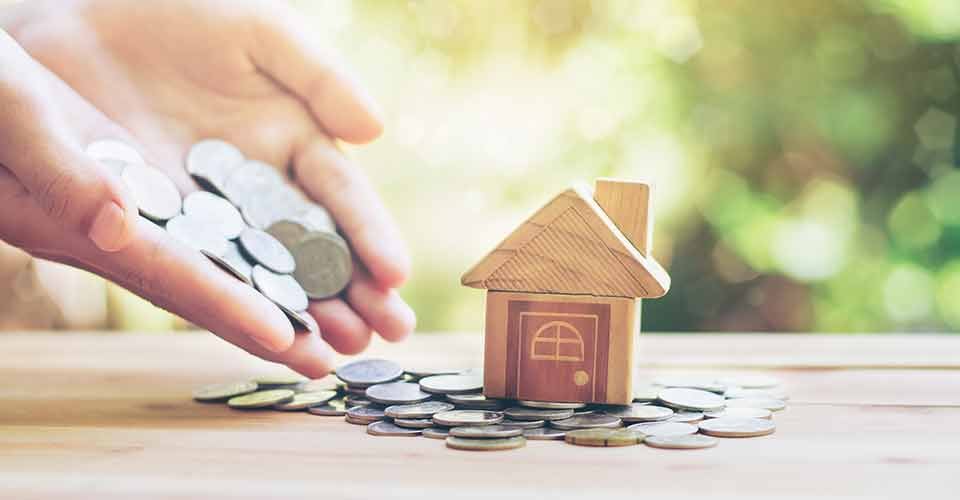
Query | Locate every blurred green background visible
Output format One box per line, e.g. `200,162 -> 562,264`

5,0 -> 960,334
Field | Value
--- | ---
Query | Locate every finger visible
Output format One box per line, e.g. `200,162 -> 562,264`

248,10 -> 383,144
218,323 -> 337,379
0,174 -> 296,354
307,298 -> 372,355
0,32 -> 138,252
345,267 -> 416,343
293,137 -> 411,288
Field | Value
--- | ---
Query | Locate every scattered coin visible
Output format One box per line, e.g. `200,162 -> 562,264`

432,410 -> 503,427
291,232 -> 352,299
345,405 -> 385,424
654,375 -> 726,394
419,374 -> 484,395
724,398 -> 786,412
393,418 -> 435,429
365,381 -> 432,406
446,393 -> 506,410
519,400 -> 587,410
86,139 -> 145,165
122,163 -> 183,222
166,214 -> 229,257
298,376 -> 340,393
266,220 -> 309,250
422,427 -> 451,439
192,381 -> 258,402
645,434 -> 719,450
550,414 -> 622,430
627,421 -> 698,437
601,404 -> 674,423
227,389 -> 295,409
565,428 -> 642,447
500,419 -> 546,429
239,188 -> 304,231
307,399 -> 347,416
704,407 -> 773,420
449,425 -> 522,439
446,436 -> 526,451
182,191 -> 246,240
203,241 -> 253,285
633,385 -> 661,402
384,401 -> 454,419
668,411 -> 705,423
337,359 -> 404,388
504,406 -> 574,422
658,387 -> 726,412
240,228 -> 296,274
699,417 -> 776,438
367,421 -> 422,437
252,265 -> 308,313
220,160 -> 286,208
523,427 -> 566,440
273,390 -> 337,411
252,373 -> 307,388
717,375 -> 781,389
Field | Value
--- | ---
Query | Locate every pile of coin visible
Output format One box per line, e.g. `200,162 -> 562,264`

86,138 -> 354,333
194,359 -> 787,452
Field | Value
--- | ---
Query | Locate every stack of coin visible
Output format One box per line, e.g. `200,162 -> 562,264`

86,138 -> 355,334
192,361 -> 789,452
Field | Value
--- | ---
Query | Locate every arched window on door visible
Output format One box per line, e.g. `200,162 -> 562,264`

530,321 -> 585,362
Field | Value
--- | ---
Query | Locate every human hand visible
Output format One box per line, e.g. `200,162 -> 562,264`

0,0 -> 415,376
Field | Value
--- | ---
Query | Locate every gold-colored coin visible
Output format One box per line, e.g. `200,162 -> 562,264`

273,390 -> 337,411
564,428 -> 643,447
192,381 -> 258,402
227,389 -> 295,409
645,434 -> 718,450
446,436 -> 526,451
252,373 -> 307,388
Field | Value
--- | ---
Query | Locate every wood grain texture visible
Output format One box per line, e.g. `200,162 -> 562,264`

594,178 -> 653,257
460,184 -> 670,298
1,332 -> 959,499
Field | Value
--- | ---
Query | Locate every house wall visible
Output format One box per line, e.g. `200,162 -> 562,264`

483,290 -> 638,404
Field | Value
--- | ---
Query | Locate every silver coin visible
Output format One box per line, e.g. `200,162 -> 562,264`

220,159 -> 286,208
122,164 -> 182,222
645,434 -> 719,449
500,419 -> 545,429
503,406 -> 574,422
166,215 -> 229,257
272,390 -> 337,411
344,395 -> 371,407
723,397 -> 786,412
239,228 -> 296,274
186,139 -> 245,193
291,204 -> 335,232
97,158 -> 130,177
628,421 -> 699,437
192,380 -> 258,402
285,309 -> 319,334
658,387 -> 726,412
203,240 -> 253,285
344,385 -> 368,396
419,374 -> 484,395
432,410 -> 503,427
240,185 -> 308,230
336,359 -> 404,388
523,427 -> 566,440
725,386 -> 789,400
86,139 -> 145,165
446,393 -> 506,410
519,400 -> 587,410
446,435 -> 526,451
394,418 -> 437,429
367,421 -> 422,437
182,191 -> 245,240
405,368 -> 465,380
717,375 -> 781,389
252,265 -> 308,312
699,417 -> 776,438
549,414 -> 622,430
365,381 -> 432,406
291,232 -> 352,299
668,411 -> 705,423
449,425 -> 522,439
385,401 -> 454,419
308,399 -> 347,416
704,407 -> 773,420
601,404 -> 674,423
633,385 -> 662,402
298,376 -> 340,393
653,375 -> 726,394
345,405 -> 385,424
266,220 -> 309,251
422,427 -> 450,439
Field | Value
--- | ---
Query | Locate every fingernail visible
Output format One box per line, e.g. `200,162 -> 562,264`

88,201 -> 129,252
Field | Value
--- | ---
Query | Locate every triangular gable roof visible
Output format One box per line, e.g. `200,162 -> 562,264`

461,184 -> 670,298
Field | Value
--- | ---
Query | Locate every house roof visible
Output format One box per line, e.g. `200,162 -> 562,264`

461,184 -> 670,298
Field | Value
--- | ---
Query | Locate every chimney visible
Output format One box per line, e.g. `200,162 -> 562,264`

594,179 -> 653,256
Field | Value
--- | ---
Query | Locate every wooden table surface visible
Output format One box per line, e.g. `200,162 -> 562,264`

1,332 -> 959,499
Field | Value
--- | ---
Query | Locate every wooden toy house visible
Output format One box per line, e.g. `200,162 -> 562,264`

462,180 -> 671,405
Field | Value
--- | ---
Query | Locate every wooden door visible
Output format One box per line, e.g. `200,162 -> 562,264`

506,299 -> 610,403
